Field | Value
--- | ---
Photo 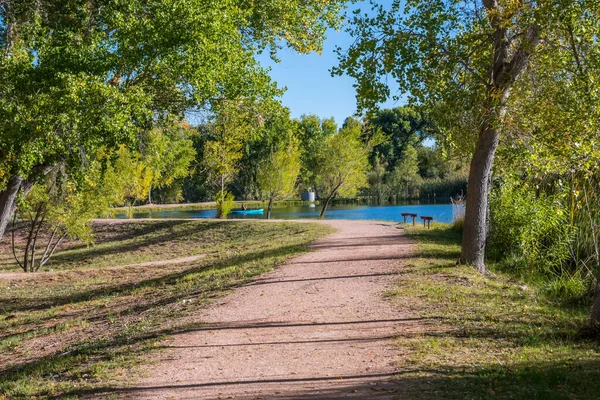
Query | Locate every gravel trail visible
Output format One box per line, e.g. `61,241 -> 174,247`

125,220 -> 415,399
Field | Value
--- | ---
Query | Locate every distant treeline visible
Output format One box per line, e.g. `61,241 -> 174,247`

150,106 -> 468,205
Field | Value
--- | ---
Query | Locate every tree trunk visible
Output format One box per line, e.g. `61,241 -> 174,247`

319,192 -> 334,219
221,174 -> 225,204
267,196 -> 273,219
460,126 -> 500,273
148,185 -> 152,205
219,174 -> 225,218
0,176 -> 24,242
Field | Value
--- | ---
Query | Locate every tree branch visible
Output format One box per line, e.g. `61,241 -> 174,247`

40,225 -> 58,267
29,206 -> 47,272
481,0 -> 499,11
11,214 -> 25,272
566,22 -> 591,96
23,204 -> 44,272
2,0 -> 15,57
397,28 -> 490,87
39,231 -> 67,271
501,25 -> 540,87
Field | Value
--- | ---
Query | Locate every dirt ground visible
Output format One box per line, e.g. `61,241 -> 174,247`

120,220 -> 415,399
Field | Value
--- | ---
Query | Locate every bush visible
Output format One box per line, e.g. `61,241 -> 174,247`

542,272 -> 592,305
215,191 -> 235,219
450,216 -> 464,234
565,177 -> 600,284
488,182 -> 573,277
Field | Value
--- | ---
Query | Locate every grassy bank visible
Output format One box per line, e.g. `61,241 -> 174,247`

389,225 -> 599,399
111,199 -> 316,215
0,220 -> 333,398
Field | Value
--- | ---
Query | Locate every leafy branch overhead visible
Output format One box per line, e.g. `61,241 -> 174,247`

335,0 -> 600,271
0,0 -> 347,239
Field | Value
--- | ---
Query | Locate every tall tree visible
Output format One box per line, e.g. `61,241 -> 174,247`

297,115 -> 338,197
335,0 -> 598,272
388,145 -> 421,199
256,141 -> 302,219
202,102 -> 251,217
368,107 -> 432,170
0,0 -> 346,240
141,122 -> 196,204
235,103 -> 297,199
316,118 -> 376,218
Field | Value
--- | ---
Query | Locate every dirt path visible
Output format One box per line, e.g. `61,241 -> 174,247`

125,220 -> 415,399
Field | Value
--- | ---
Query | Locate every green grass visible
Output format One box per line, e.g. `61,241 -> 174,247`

0,220 -> 333,399
388,225 -> 600,399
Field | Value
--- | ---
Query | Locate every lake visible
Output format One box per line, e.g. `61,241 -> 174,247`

119,203 -> 463,224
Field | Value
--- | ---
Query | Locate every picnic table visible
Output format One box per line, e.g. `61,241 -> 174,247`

401,212 -> 419,225
420,216 -> 433,229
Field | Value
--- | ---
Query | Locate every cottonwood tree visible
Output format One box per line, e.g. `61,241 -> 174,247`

368,107 -> 433,171
202,100 -> 269,217
112,146 -> 154,209
297,115 -> 338,197
142,123 -> 196,204
234,103 -> 297,199
257,141 -> 301,219
335,0 -> 599,272
316,118 -> 375,218
0,0 -> 346,240
388,145 -> 421,199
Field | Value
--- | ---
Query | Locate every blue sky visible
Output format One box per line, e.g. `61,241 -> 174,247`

256,2 -> 401,126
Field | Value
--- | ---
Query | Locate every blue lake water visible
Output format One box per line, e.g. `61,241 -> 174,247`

120,204 -> 462,224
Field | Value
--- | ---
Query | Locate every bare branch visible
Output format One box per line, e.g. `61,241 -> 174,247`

11,214 -> 25,272
29,206 -> 47,272
40,225 -> 58,267
39,232 -> 67,270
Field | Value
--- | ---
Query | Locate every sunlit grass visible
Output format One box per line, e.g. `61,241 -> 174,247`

388,226 -> 600,399
0,220 -> 333,399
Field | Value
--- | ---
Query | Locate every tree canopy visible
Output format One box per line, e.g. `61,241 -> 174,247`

316,118 -> 376,218
367,107 -> 433,171
297,114 -> 338,193
0,0 -> 347,239
334,0 -> 600,271
256,141 -> 302,219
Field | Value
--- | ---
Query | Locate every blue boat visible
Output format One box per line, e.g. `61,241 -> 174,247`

231,208 -> 264,215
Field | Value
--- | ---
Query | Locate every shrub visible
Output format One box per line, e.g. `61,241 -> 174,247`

542,272 -> 592,305
488,182 -> 573,277
450,216 -> 464,234
215,191 -> 235,219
